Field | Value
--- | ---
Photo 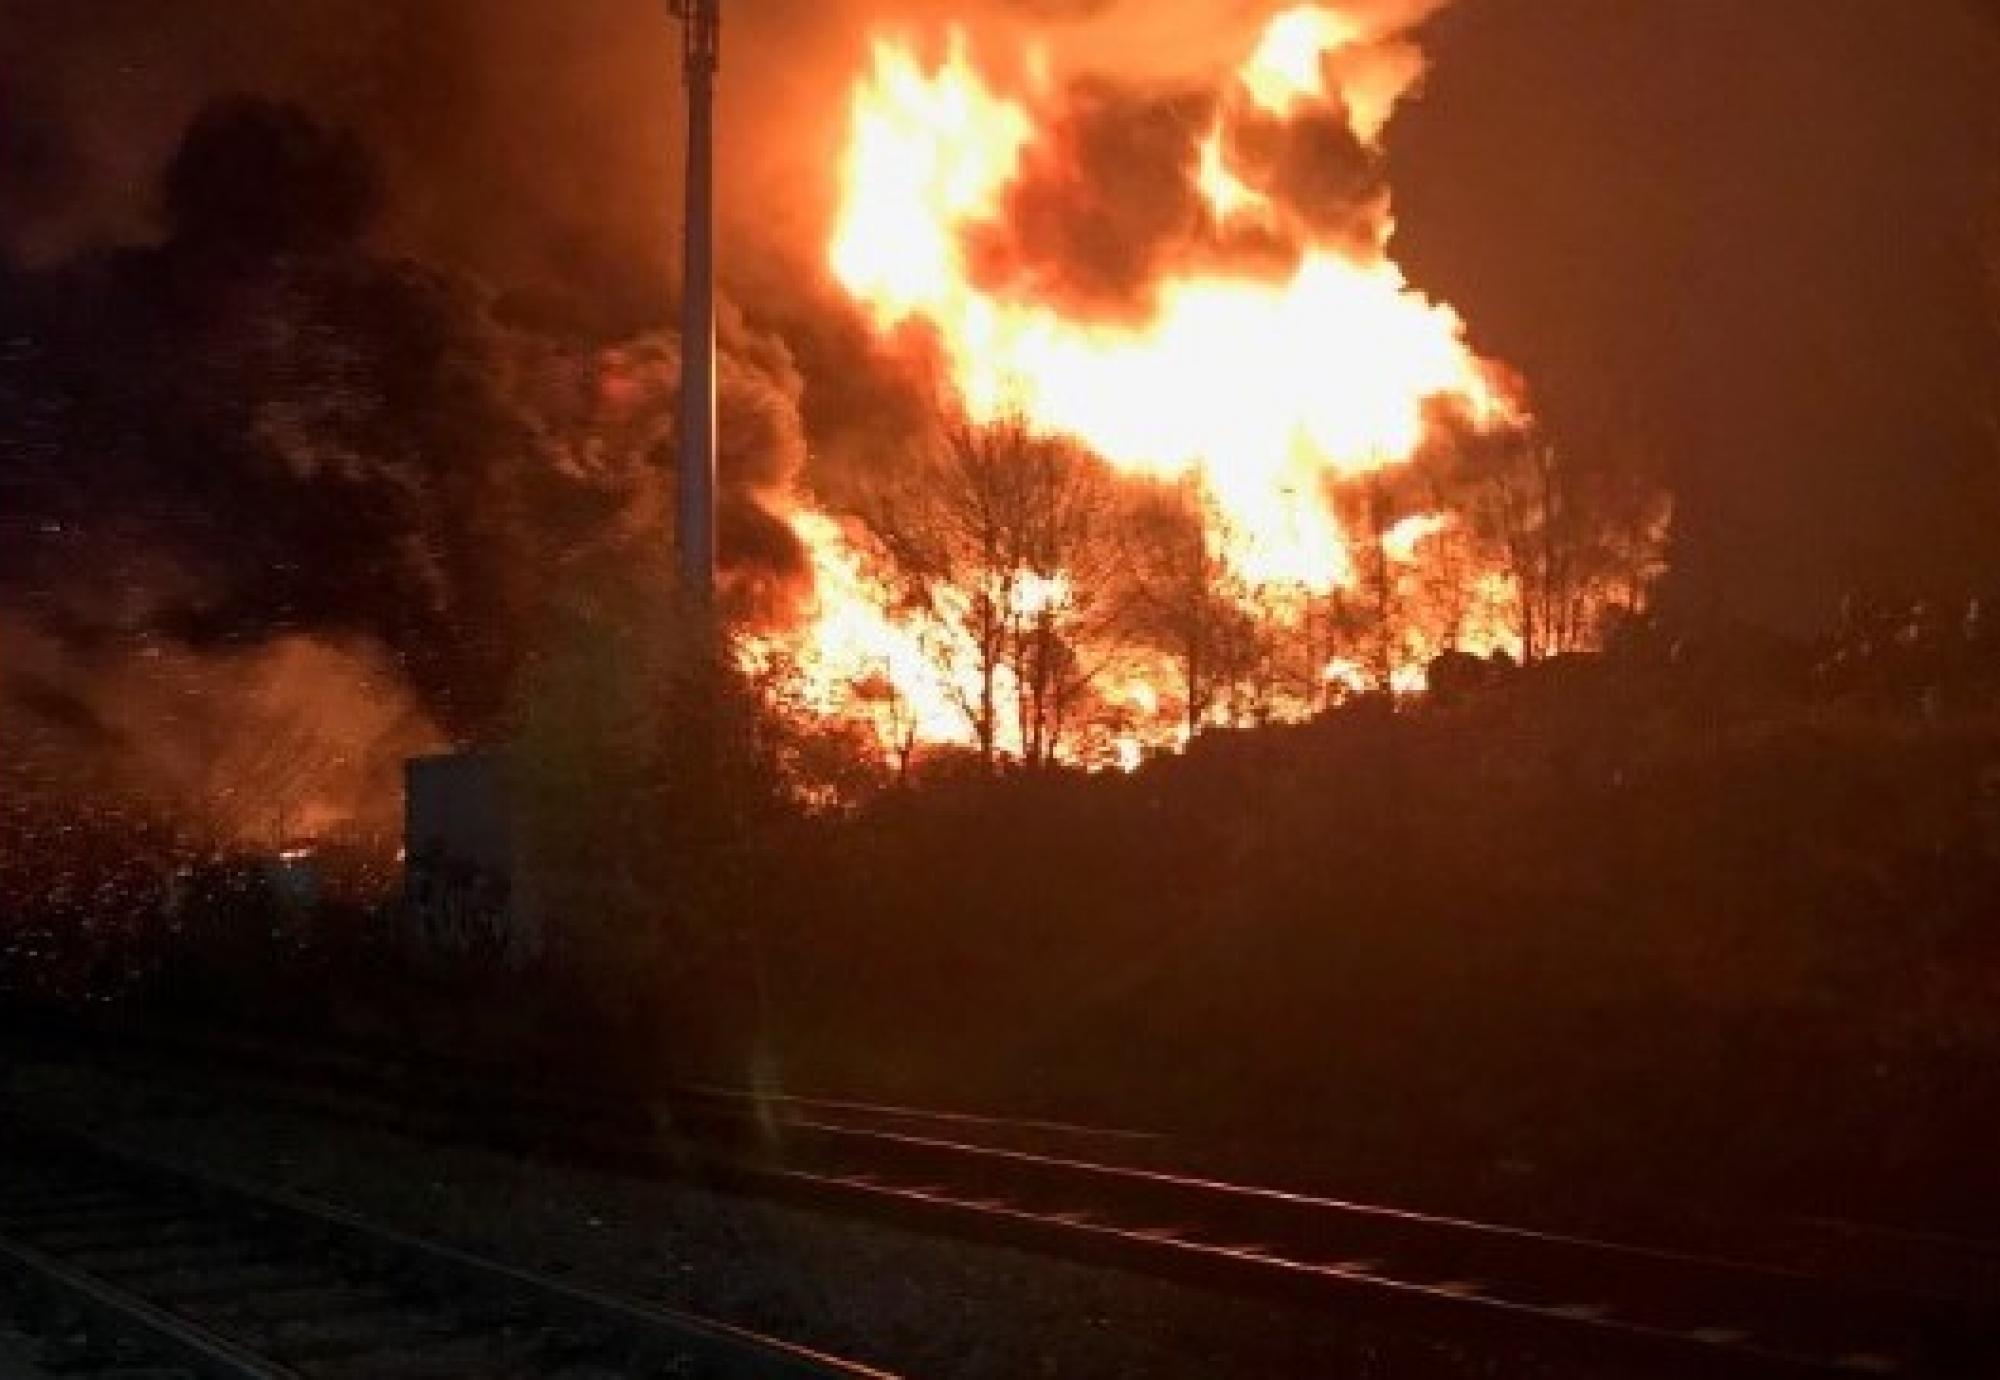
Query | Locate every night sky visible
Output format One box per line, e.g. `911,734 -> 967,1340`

1393,0 -> 2000,624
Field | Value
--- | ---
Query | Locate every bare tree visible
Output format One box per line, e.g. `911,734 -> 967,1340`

1285,477 -> 1434,701
1330,479 -> 1407,691
868,412 -> 1128,769
1008,435 -> 1129,768
1479,435 -> 1572,662
868,416 -> 1024,766
1457,426 -> 1670,663
1117,481 -> 1267,737
851,670 -> 922,785
1412,473 -> 1484,656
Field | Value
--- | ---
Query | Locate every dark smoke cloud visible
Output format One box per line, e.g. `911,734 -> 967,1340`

0,1 -> 1342,428
0,2 -> 1330,317
1,90 -> 815,829
972,81 -> 1216,316
0,71 -> 79,252
0,0 -> 1423,848
958,75 -> 1395,319
1232,107 -> 1385,249
166,97 -> 381,253
3,0 -> 1997,697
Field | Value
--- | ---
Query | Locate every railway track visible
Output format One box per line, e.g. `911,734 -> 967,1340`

441,1077 -> 2000,1375
727,1108 -> 1997,1377
19,1030 -> 2000,1377
0,1121 -> 895,1380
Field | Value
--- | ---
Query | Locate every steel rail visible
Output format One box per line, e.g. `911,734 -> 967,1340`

17,1027 -> 1999,1376
99,1025 -> 2000,1289
0,1228 -> 303,1379
757,1160 -> 1862,1378
0,1122 -> 900,1380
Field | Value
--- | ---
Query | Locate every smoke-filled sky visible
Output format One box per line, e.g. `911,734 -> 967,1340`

6,0 -> 1994,622
2,0 -> 1999,832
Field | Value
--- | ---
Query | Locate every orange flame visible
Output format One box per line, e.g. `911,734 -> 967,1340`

826,14 -> 1510,592
780,5 -> 1530,766
780,510 -> 972,751
1241,5 -> 1355,117
1195,121 -> 1273,228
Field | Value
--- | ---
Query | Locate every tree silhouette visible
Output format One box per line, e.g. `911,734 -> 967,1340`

1457,427 -> 1670,663
867,412 -> 1128,768
1117,481 -> 1268,737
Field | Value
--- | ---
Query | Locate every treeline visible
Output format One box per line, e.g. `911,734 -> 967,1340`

818,412 -> 1670,771
484,587 -> 2000,1226
12,602 -> 2000,1235
5,89 -> 1997,1241
765,625 -> 2000,1227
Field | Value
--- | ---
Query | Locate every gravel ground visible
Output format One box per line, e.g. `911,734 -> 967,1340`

0,1273 -> 120,1380
0,1049 -> 1604,1379
0,1325 -> 50,1380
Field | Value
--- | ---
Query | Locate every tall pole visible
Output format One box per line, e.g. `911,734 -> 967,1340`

675,0 -> 720,611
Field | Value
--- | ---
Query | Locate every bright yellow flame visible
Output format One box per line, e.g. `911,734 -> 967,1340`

1383,512 -> 1451,565
828,30 -> 1506,591
786,9 -> 1532,768
1008,570 -> 1073,619
1195,123 -> 1271,227
829,32 -> 1031,327
777,515 -> 1099,761
1240,6 -> 1354,117
780,510 -> 971,749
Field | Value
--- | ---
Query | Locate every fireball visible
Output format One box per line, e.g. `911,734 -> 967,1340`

782,4 -> 1529,765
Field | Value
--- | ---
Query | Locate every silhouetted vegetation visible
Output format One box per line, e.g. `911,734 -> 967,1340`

749,624 -> 2000,1225
9,606 -> 2000,1237
3,77 -> 1998,1255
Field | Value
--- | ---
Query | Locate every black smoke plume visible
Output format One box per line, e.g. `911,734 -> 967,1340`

1,95 -> 812,843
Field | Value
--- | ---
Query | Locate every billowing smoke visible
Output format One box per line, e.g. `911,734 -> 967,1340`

0,89 -> 814,843
961,45 -> 1409,319
1,0 -> 1995,822
971,82 -> 1222,318
0,0 -> 1528,827
5,623 -> 435,847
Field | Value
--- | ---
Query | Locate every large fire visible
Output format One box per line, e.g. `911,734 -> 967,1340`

770,4 -> 1537,766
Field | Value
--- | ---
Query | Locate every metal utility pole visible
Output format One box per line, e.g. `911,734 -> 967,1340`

673,0 -> 720,610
